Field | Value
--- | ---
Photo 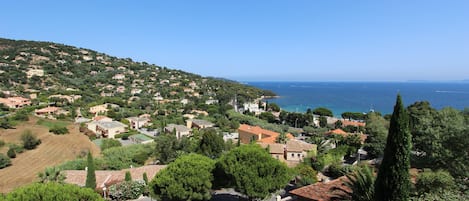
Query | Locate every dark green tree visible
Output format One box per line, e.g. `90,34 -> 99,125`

85,152 -> 96,189
216,144 -> 291,200
100,138 -> 122,151
125,171 -> 132,181
7,147 -> 16,158
313,107 -> 333,117
0,153 -> 11,169
151,153 -> 215,201
3,182 -> 104,201
374,94 -> 412,201
363,112 -> 389,158
21,130 -> 41,150
319,116 -> 328,128
198,129 -> 225,158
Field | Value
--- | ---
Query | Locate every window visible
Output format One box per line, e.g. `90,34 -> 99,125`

297,153 -> 301,157
291,153 -> 294,157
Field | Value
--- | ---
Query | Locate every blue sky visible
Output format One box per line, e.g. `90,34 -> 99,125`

1,1 -> 468,81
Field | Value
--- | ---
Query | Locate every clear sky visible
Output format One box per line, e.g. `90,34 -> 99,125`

1,1 -> 468,81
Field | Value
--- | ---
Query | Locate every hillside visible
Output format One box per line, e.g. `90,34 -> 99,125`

0,38 -> 272,112
0,116 -> 100,193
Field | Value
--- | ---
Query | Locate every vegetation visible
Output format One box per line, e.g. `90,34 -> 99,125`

38,166 -> 66,184
109,180 -> 146,200
313,107 -> 333,117
363,112 -> 388,158
49,126 -> 69,135
0,153 -> 11,169
197,129 -> 225,159
216,144 -> 291,200
374,95 -> 412,201
415,169 -> 456,195
100,138 -> 122,151
85,152 -> 96,189
151,153 -> 215,201
1,182 -> 104,201
333,165 -> 375,201
21,130 -> 41,150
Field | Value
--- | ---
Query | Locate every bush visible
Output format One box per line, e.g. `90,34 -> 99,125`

0,153 -> 12,169
7,147 -> 16,158
109,181 -> 145,201
21,130 -> 41,150
415,169 -> 456,195
49,126 -> 69,135
0,139 -> 5,147
9,143 -> 25,153
3,182 -> 104,201
100,138 -> 122,151
12,109 -> 29,121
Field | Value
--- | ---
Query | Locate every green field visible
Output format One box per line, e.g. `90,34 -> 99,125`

36,119 -> 70,129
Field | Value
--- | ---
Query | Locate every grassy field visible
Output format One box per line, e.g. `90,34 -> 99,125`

36,118 -> 70,129
0,116 -> 100,193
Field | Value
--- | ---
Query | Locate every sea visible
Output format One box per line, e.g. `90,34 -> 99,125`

246,82 -> 469,117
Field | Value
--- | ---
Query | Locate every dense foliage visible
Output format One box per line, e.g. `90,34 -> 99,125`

1,182 -> 104,201
20,130 -> 41,150
0,153 -> 11,169
151,153 -> 215,201
85,152 -> 96,189
109,180 -> 145,201
374,95 -> 412,201
216,144 -> 291,200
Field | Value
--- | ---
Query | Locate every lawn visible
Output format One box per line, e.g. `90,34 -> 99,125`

36,118 -> 70,129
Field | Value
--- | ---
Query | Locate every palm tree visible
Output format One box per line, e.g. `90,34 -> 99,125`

38,166 -> 66,183
332,166 -> 375,201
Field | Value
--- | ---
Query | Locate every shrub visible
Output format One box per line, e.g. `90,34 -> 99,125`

0,153 -> 12,169
109,181 -> 145,201
49,126 -> 69,135
100,138 -> 122,151
21,130 -> 41,150
7,147 -> 16,158
3,182 -> 104,200
415,169 -> 456,195
0,139 -> 5,147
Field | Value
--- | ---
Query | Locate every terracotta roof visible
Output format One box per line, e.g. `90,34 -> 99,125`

326,129 -> 348,136
63,165 -> 166,188
258,143 -> 285,154
341,120 -> 366,127
35,106 -> 60,113
286,139 -> 316,152
238,124 -> 294,144
290,176 -> 351,201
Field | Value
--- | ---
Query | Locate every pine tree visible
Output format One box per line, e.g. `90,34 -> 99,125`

374,94 -> 412,201
85,151 -> 96,189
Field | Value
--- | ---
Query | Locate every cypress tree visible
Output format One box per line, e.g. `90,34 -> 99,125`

143,172 -> 148,184
125,171 -> 132,181
374,94 -> 412,201
85,151 -> 96,189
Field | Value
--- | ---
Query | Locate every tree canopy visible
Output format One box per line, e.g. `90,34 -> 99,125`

374,94 -> 412,201
151,153 -> 215,201
313,107 -> 333,117
2,182 -> 104,201
216,144 -> 291,200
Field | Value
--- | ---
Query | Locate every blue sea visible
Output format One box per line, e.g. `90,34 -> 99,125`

247,82 -> 469,116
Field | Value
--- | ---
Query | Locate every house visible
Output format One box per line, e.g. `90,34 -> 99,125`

164,124 -> 192,139
205,98 -> 218,105
89,103 -> 119,115
238,124 -> 293,144
112,74 -> 125,80
341,119 -> 366,127
126,117 -> 150,129
0,96 -> 31,108
286,139 -> 317,162
63,165 -> 166,189
87,118 -> 127,139
188,119 -> 215,129
34,106 -> 62,116
243,102 -> 262,115
325,129 -> 367,144
258,143 -> 286,162
48,94 -> 82,103
289,176 -> 350,201
129,134 -> 154,144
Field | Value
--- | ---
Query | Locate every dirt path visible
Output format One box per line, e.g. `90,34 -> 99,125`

0,117 -> 100,193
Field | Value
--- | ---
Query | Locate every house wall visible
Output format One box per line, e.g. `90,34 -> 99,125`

107,127 -> 126,139
271,153 -> 285,161
286,151 -> 303,161
176,131 -> 191,139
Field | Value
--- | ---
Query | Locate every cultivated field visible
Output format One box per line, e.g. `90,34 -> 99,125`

0,116 -> 100,193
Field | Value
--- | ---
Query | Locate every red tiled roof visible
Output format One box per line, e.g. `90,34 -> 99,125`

238,124 -> 293,144
63,165 -> 166,188
290,176 -> 351,201
341,120 -> 366,127
326,129 -> 348,136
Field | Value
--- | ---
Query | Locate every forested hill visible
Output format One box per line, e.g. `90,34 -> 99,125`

0,38 -> 273,106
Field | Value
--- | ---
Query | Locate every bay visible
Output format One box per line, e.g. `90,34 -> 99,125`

247,82 -> 469,116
